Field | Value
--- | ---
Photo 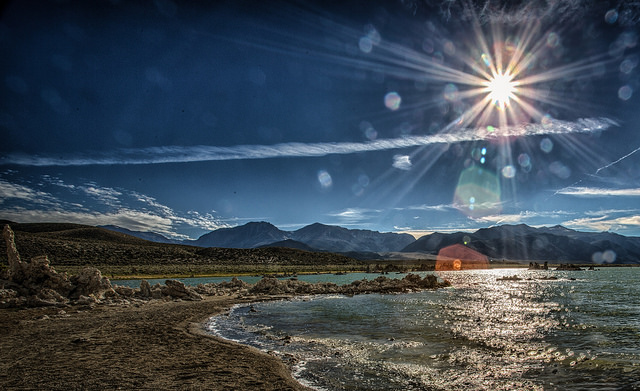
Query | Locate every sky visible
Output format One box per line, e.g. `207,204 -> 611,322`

1,0 -> 640,240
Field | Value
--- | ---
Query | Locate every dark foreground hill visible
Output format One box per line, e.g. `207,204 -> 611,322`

0,222 -> 361,270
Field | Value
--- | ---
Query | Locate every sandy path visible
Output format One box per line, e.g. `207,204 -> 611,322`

0,296 -> 311,390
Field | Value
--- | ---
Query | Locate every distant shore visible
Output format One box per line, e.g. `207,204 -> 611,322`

1,294 -> 311,390
55,262 -> 640,281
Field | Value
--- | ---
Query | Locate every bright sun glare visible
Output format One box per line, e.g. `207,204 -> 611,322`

485,71 -> 517,110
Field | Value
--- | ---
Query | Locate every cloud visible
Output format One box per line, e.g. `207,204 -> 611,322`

392,155 -> 412,170
0,179 -> 59,207
0,176 -> 228,239
473,210 -> 574,225
402,203 -> 454,212
563,214 -> 640,233
81,184 -> 123,206
327,207 -> 381,225
0,206 -> 175,236
557,187 -> 640,197
584,208 -> 638,217
1,117 -> 617,167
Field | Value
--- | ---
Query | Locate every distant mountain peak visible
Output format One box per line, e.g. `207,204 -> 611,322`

194,221 -> 289,248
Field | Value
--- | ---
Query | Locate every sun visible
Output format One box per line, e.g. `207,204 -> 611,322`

484,71 -> 517,110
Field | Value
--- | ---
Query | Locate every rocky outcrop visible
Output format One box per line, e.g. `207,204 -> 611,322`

555,264 -> 583,271
139,279 -> 152,298
529,262 -> 548,270
2,225 -> 80,306
161,279 -> 203,301
1,224 -> 201,307
245,273 -> 449,296
69,267 -> 113,299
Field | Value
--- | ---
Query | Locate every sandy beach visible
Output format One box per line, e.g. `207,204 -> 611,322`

0,296 -> 311,390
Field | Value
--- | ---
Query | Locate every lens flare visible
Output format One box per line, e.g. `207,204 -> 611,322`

484,71 -> 517,109
436,244 -> 489,271
453,165 -> 501,217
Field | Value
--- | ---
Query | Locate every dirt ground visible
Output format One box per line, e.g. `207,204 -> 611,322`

0,296 -> 311,390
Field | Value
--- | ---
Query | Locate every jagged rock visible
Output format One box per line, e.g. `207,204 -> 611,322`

70,267 -> 113,300
0,288 -> 18,300
161,279 -> 202,301
114,285 -> 136,297
139,279 -> 152,298
3,224 -> 23,279
250,277 -> 287,295
151,287 -> 163,300
556,264 -> 583,271
37,288 -> 68,303
27,256 -> 74,297
2,225 -> 75,303
74,269 -> 111,299
77,295 -> 98,305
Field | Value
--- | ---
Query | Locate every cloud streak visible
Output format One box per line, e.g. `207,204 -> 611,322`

557,187 -> 640,197
1,117 -> 617,167
563,214 -> 640,233
0,175 -> 229,239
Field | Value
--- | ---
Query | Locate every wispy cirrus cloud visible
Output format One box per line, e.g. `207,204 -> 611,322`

473,210 -> 574,225
403,203 -> 454,212
327,207 -> 382,226
0,178 -> 60,207
0,175 -> 228,239
556,187 -> 640,197
1,117 -> 617,167
0,206 -> 174,235
563,214 -> 640,234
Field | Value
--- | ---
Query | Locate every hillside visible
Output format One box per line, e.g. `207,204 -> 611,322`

99,225 -> 182,244
0,222 -> 361,269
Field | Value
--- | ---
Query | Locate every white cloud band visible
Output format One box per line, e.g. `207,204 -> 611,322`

557,187 -> 640,197
1,117 -> 617,167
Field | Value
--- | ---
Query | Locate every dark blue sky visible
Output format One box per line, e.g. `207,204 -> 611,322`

1,0 -> 640,240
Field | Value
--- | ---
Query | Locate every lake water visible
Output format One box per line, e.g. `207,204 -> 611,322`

207,268 -> 640,390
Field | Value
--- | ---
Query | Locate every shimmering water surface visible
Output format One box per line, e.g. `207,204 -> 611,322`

208,268 -> 640,390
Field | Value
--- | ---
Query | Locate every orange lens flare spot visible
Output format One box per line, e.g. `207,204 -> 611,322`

436,244 -> 489,271
453,259 -> 462,270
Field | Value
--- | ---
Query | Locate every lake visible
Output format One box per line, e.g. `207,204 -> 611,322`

208,268 -> 640,390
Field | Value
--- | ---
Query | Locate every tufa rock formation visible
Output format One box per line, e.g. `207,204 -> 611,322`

161,279 -> 203,301
1,224 -> 205,307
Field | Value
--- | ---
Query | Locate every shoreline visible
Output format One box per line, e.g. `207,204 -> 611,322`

67,263 -> 640,281
1,294 -> 312,390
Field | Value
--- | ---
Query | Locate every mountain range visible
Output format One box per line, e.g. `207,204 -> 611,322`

192,222 -> 416,253
404,224 -> 640,263
102,221 -> 640,264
